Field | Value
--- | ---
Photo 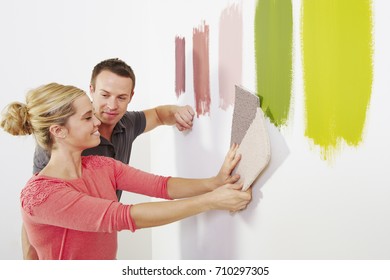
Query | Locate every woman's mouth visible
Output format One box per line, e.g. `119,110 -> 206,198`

92,130 -> 100,136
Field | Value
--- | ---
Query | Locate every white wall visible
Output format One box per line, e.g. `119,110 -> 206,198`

148,0 -> 390,259
1,0 -> 390,260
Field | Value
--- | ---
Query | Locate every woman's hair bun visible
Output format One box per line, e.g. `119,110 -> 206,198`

1,102 -> 33,135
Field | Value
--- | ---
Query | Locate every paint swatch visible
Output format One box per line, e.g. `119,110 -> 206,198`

231,86 -> 271,191
193,21 -> 211,117
219,4 -> 243,110
175,36 -> 185,97
301,0 -> 373,160
254,0 -> 293,127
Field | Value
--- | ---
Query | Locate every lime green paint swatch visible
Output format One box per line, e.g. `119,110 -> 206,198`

302,0 -> 373,160
255,0 -> 293,127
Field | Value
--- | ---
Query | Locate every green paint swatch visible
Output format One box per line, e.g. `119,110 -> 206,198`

302,0 -> 373,160
255,0 -> 293,127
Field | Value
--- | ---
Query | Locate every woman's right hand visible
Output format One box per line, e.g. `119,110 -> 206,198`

205,183 -> 252,212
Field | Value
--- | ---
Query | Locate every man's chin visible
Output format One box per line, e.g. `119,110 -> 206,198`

99,115 -> 119,125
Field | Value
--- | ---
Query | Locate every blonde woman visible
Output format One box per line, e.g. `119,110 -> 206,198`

1,83 -> 251,260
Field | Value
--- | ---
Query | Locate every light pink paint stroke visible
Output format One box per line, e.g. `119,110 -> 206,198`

193,21 -> 211,117
175,36 -> 185,98
219,4 -> 243,110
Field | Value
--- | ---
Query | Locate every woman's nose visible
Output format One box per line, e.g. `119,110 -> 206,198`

93,115 -> 101,127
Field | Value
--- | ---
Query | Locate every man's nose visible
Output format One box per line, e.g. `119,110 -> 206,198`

107,97 -> 118,110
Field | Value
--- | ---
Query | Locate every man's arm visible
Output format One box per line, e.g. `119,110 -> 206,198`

143,105 -> 195,133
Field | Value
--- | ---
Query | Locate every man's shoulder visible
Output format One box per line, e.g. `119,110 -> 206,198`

118,111 -> 146,131
121,111 -> 145,121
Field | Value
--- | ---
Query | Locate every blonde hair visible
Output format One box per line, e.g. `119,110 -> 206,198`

1,83 -> 85,150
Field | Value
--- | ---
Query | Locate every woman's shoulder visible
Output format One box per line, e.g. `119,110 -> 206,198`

81,155 -> 116,169
21,176 -> 68,215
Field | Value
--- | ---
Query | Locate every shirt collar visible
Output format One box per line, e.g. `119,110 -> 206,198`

112,117 -> 126,135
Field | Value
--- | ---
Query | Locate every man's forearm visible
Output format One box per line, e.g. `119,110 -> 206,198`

143,105 -> 194,133
155,105 -> 178,125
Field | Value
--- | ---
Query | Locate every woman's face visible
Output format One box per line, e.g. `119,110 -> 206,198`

62,95 -> 101,151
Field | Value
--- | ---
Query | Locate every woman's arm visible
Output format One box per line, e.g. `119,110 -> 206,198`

130,183 -> 251,229
167,143 -> 242,199
21,225 -> 38,260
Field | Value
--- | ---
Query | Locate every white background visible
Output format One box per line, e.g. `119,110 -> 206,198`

1,0 -> 389,260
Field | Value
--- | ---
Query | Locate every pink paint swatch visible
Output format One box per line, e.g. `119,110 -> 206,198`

193,21 -> 211,117
219,4 -> 243,110
175,36 -> 185,98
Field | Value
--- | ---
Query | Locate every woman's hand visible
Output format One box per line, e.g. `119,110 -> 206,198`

213,143 -> 241,188
205,183 -> 252,212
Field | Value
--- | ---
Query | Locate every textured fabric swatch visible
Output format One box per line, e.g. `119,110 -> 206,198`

231,86 -> 271,191
230,85 -> 259,145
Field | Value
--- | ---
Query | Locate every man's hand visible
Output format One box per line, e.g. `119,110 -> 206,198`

174,105 -> 195,131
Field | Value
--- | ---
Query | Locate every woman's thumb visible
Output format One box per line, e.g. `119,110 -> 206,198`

228,183 -> 243,191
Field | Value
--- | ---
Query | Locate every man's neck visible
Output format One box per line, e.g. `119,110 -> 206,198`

98,123 -> 115,142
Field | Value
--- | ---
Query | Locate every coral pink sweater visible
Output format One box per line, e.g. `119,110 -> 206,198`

21,156 -> 170,260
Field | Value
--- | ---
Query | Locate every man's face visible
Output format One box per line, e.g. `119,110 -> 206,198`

90,70 -> 133,127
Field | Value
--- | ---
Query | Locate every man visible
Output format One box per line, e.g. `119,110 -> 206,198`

24,58 -> 195,259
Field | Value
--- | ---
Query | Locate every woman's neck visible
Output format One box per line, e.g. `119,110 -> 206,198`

40,149 -> 83,180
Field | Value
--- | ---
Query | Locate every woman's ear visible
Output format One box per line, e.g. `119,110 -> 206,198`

49,125 -> 67,139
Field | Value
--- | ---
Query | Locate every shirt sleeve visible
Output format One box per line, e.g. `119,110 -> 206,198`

113,159 -> 172,200
124,111 -> 146,140
33,145 -> 50,174
21,178 -> 135,233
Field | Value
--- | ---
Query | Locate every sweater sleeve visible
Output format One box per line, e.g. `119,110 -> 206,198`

21,178 -> 136,233
113,159 -> 172,200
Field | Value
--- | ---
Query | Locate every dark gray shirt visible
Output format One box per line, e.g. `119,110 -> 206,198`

33,111 -> 146,201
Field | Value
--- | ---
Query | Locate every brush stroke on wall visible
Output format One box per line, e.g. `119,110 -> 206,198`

301,0 -> 373,160
193,21 -> 211,117
254,0 -> 293,127
175,36 -> 185,97
219,3 -> 243,110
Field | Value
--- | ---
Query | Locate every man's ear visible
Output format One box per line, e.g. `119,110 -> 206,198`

49,125 -> 67,139
129,90 -> 135,104
89,84 -> 95,95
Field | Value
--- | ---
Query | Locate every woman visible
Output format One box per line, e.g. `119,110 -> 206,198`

1,83 -> 251,260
